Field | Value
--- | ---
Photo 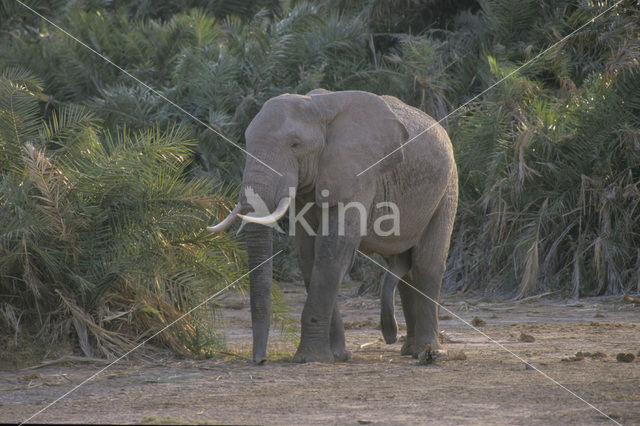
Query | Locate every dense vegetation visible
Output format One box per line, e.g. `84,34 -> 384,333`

0,66 -> 247,360
1,0 -> 639,360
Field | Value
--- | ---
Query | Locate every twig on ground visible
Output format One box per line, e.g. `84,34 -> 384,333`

359,339 -> 382,349
20,355 -> 113,370
516,291 -> 560,303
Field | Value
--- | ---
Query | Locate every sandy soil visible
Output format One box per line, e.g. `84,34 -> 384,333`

2,281 -> 639,425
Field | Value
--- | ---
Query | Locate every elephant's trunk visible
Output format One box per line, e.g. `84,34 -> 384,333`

240,153 -> 297,364
245,222 -> 273,364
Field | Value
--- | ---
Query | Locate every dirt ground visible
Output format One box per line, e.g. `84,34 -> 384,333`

2,281 -> 639,425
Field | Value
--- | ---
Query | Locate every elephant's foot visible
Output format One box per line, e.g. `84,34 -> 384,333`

401,337 -> 441,358
330,339 -> 351,362
333,348 -> 351,362
401,338 -> 416,357
417,344 -> 447,365
413,338 -> 441,359
330,324 -> 348,362
292,346 -> 335,363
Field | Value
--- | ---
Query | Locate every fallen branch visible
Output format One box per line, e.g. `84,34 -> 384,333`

359,339 -> 382,349
623,294 -> 640,304
21,355 -> 112,370
515,290 -> 560,303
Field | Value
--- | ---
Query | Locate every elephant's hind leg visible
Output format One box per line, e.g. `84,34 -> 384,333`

398,275 -> 417,356
407,191 -> 457,358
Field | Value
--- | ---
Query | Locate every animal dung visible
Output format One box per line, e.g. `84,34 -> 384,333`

616,353 -> 635,363
518,332 -> 535,343
471,317 -> 486,327
447,350 -> 467,361
561,352 -> 585,362
583,351 -> 607,360
561,351 -> 608,362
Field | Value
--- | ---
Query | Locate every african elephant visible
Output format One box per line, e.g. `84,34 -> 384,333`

208,89 -> 458,364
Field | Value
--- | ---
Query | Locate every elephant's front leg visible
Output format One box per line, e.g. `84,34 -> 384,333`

293,207 -> 362,363
294,209 -> 349,362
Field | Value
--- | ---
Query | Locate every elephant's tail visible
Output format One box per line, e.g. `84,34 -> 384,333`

380,274 -> 399,344
379,251 -> 412,344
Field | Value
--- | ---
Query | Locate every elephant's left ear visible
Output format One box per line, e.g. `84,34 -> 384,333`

311,91 -> 408,206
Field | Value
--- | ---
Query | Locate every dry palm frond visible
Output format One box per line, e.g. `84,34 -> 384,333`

57,290 -> 136,359
24,143 -> 78,253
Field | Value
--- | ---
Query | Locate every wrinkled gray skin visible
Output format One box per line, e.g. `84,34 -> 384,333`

240,89 -> 458,363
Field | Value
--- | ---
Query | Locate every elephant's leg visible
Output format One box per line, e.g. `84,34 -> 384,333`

408,194 -> 457,358
294,217 -> 315,290
398,274 -> 418,356
293,206 -> 363,363
329,303 -> 349,361
300,261 -> 349,361
293,205 -> 349,361
380,251 -> 412,344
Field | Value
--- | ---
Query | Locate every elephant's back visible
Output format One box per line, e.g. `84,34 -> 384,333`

380,95 -> 444,141
380,94 -> 454,180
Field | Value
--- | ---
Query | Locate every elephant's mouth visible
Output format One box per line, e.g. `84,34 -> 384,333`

297,182 -> 315,196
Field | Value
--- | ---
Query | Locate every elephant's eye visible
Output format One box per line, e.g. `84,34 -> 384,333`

290,140 -> 301,148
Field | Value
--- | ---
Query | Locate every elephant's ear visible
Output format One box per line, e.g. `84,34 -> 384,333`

310,91 -> 408,206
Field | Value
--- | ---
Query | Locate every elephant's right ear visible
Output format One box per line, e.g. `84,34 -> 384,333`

310,91 -> 408,206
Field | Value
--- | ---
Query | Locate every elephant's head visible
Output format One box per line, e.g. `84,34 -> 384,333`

208,90 -> 408,363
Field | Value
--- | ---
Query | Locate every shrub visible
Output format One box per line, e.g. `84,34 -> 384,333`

0,67 -> 244,361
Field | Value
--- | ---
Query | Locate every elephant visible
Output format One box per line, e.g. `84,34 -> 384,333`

208,89 -> 458,364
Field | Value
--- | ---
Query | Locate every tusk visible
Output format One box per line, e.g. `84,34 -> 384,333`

207,204 -> 240,232
237,196 -> 292,225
